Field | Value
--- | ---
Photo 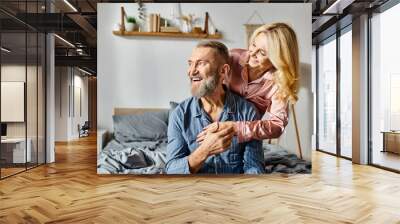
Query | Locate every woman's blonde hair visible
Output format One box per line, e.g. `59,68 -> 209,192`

250,22 -> 300,103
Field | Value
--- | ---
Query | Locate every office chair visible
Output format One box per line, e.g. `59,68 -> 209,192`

79,121 -> 90,138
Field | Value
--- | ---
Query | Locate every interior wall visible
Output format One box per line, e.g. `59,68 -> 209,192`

55,67 -> 69,141
98,3 -> 312,161
55,67 -> 89,141
72,72 -> 89,138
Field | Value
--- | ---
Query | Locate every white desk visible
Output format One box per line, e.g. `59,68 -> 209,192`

1,138 -> 32,163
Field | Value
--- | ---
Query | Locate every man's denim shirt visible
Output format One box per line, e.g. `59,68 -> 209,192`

165,90 -> 265,174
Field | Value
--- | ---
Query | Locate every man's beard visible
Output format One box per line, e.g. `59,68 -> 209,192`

191,72 -> 220,98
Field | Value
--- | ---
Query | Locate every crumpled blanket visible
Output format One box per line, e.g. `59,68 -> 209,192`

97,138 -> 167,174
263,143 -> 311,174
98,139 -> 311,174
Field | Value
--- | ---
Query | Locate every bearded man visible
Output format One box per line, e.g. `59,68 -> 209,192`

165,41 -> 265,174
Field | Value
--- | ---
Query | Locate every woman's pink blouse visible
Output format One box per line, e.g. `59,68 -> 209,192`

226,48 -> 289,143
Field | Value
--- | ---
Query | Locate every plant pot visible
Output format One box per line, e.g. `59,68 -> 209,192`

125,23 -> 136,32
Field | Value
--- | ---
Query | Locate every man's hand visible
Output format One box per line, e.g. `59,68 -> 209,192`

188,127 -> 235,173
196,121 -> 237,145
200,127 -> 235,155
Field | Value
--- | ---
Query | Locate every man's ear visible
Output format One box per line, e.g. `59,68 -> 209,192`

219,64 -> 231,82
219,63 -> 231,80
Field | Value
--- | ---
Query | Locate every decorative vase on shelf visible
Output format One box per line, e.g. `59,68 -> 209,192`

180,14 -> 197,33
170,3 -> 183,28
181,21 -> 192,33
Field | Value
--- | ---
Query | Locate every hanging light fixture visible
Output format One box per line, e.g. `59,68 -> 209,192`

63,0 -> 78,12
78,67 -> 93,76
1,47 -> 11,53
54,34 -> 75,48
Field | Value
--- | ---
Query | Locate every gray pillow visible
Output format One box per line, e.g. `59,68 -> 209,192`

113,111 -> 168,142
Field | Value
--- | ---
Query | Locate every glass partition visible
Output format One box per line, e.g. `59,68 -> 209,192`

0,1 -> 46,179
1,31 -> 28,177
38,32 -> 45,165
317,36 -> 337,155
27,31 -> 38,169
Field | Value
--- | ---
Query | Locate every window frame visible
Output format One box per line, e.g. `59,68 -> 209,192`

367,0 -> 400,173
315,24 -> 353,161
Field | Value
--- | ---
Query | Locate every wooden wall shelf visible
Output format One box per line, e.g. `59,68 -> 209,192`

112,31 -> 222,39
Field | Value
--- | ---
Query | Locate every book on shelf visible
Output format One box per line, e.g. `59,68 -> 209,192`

157,14 -> 161,32
153,14 -> 157,32
147,14 -> 152,32
147,13 -> 161,32
146,13 -> 184,33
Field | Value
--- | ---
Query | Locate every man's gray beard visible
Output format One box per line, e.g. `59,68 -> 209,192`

191,72 -> 220,98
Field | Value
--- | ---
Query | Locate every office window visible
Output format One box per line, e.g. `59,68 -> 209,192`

339,28 -> 352,158
317,36 -> 337,154
371,2 -> 400,171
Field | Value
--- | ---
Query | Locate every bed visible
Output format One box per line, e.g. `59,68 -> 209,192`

97,108 -> 169,174
97,107 -> 311,174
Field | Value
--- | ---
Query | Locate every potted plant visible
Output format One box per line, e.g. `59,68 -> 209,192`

125,16 -> 136,31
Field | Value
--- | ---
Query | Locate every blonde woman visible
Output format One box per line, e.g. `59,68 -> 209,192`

196,22 -> 300,144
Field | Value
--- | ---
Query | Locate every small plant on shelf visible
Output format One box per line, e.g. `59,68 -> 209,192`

127,16 -> 136,24
125,16 -> 137,31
